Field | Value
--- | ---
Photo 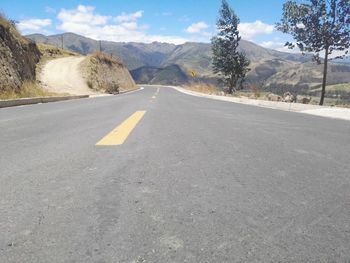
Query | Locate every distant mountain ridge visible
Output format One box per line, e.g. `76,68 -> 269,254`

27,33 -> 311,70
26,32 -> 350,95
130,65 -> 189,85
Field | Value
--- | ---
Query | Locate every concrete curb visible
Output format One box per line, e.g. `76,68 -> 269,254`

0,95 -> 89,108
168,85 -> 350,121
0,87 -> 141,109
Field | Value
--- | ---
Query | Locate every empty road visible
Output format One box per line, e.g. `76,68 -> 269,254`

1,86 -> 350,262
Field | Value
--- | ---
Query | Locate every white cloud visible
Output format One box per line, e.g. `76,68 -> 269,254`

18,18 -> 52,33
56,5 -> 188,44
116,11 -> 143,23
58,5 -> 110,26
238,20 -> 274,40
185,22 -> 209,34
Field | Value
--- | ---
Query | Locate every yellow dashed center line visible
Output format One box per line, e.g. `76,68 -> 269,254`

96,111 -> 146,146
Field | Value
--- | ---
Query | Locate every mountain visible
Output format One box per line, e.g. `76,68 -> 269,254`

27,33 -> 309,69
26,33 -> 350,95
27,33 -> 177,70
334,56 -> 350,65
130,64 -> 189,85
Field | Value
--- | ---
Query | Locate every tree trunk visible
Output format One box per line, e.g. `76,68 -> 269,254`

320,47 -> 329,106
228,85 -> 233,94
228,75 -> 234,94
228,74 -> 237,94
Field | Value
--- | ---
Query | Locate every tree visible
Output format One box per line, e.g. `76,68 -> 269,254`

211,0 -> 250,94
276,0 -> 350,105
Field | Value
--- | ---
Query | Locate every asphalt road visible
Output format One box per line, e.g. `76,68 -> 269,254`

1,86 -> 350,262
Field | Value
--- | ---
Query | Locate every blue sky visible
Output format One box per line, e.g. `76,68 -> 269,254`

1,0 -> 293,51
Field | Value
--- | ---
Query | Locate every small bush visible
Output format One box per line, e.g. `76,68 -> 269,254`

91,52 -> 122,66
185,82 -> 221,94
37,43 -> 78,58
0,12 -> 27,44
249,83 -> 261,98
105,81 -> 119,94
86,80 -> 93,90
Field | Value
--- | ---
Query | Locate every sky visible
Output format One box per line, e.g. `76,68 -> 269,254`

0,0 -> 295,52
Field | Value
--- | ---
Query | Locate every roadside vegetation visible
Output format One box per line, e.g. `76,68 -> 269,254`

211,0 -> 250,94
0,81 -> 63,100
276,0 -> 350,105
184,83 -> 221,95
200,0 -> 350,108
36,43 -> 80,75
91,52 -> 123,66
182,81 -> 350,107
0,12 -> 25,44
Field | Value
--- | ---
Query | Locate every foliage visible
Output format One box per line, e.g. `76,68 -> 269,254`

37,43 -> 78,58
104,81 -> 120,94
276,0 -> 350,105
185,83 -> 221,95
211,0 -> 250,94
91,52 -> 123,66
0,81 -> 61,100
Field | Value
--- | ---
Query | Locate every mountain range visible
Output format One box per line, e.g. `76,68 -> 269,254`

27,32 -> 350,95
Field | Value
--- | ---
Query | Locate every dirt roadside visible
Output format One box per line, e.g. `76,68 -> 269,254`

39,56 -> 100,95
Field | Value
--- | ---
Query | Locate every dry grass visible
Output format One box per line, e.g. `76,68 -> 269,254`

184,83 -> 222,95
91,52 -> 123,66
37,43 -> 78,59
0,81 -> 62,100
0,12 -> 28,45
36,43 -> 80,76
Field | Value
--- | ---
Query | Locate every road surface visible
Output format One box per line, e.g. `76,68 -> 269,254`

39,56 -> 99,95
1,86 -> 349,262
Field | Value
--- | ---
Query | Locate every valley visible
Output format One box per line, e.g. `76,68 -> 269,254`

27,32 -> 350,104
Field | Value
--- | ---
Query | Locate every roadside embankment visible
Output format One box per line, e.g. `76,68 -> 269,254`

81,52 -> 137,94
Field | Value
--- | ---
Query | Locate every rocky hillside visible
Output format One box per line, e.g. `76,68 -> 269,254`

0,15 -> 41,93
81,52 -> 136,94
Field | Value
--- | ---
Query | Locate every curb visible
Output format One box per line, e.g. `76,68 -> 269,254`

0,95 -> 89,109
0,87 -> 142,109
167,85 -> 350,121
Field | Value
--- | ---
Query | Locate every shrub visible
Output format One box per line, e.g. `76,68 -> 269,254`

249,83 -> 261,98
86,80 -> 93,90
105,81 -> 119,94
91,52 -> 122,66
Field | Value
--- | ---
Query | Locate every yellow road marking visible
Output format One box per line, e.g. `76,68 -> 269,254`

96,111 -> 146,146
152,96 -> 156,99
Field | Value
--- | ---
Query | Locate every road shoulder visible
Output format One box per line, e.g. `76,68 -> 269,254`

169,86 -> 350,121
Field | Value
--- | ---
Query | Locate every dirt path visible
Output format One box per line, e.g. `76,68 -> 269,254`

39,56 -> 99,95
